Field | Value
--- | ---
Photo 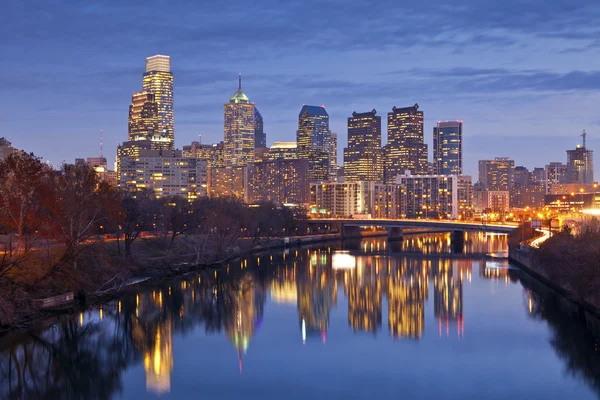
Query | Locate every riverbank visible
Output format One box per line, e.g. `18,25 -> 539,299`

1,230 -> 392,333
509,246 -> 600,321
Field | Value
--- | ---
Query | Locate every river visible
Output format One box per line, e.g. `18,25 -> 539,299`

1,232 -> 600,399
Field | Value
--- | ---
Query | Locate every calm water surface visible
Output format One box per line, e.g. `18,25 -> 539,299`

2,232 -> 600,399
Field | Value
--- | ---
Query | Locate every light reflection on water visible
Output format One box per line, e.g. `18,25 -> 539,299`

1,233 -> 599,400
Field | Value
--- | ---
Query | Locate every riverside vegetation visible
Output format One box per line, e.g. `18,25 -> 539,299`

0,152 -> 304,330
535,219 -> 600,308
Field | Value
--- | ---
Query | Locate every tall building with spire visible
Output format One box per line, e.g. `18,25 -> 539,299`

344,109 -> 383,182
297,105 -> 331,182
142,55 -> 174,150
224,75 -> 255,167
384,104 -> 428,183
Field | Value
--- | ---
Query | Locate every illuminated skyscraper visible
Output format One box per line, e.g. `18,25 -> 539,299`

327,132 -> 338,180
183,141 -> 225,168
545,162 -> 567,194
254,108 -> 266,148
224,75 -> 255,167
567,145 -> 594,184
128,91 -> 168,149
142,55 -> 174,150
267,142 -> 298,160
478,157 -> 514,191
385,104 -> 428,183
344,109 -> 383,182
297,105 -> 331,182
433,121 -> 462,175
247,159 -> 309,205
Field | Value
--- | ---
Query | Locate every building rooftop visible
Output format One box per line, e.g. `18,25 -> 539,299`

271,142 -> 297,149
229,74 -> 250,104
145,55 -> 171,73
299,105 -> 328,118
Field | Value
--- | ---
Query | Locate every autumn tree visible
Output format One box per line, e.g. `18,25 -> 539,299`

0,153 -> 57,278
120,189 -> 156,257
54,163 -> 118,268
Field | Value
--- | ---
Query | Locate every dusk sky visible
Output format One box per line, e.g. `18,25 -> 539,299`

2,0 -> 600,177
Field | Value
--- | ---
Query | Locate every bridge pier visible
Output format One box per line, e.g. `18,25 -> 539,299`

387,227 -> 403,241
451,230 -> 465,253
341,224 -> 361,239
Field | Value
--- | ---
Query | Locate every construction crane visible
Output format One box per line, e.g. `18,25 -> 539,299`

581,130 -> 587,148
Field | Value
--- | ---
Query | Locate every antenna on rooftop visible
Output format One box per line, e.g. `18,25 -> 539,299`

581,130 -> 587,148
100,129 -> 103,157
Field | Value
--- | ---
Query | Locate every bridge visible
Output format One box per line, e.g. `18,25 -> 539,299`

306,218 -> 518,252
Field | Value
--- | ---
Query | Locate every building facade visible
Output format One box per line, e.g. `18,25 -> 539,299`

247,159 -> 309,205
182,141 -> 224,168
254,108 -> 266,148
478,157 -> 514,191
142,55 -> 174,150
545,162 -> 567,194
433,121 -> 462,175
128,91 -> 167,149
567,145 -> 594,184
116,140 -> 154,183
457,176 -> 473,219
118,149 -> 207,200
267,142 -> 298,160
344,110 -> 384,182
310,181 -> 400,218
396,173 -> 458,219
224,75 -> 255,167
297,105 -> 332,182
473,190 -> 510,214
385,104 -> 428,183
207,166 -> 248,200
511,166 -> 529,209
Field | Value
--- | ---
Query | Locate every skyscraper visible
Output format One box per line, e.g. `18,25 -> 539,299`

254,108 -> 266,148
128,91 -> 166,148
385,104 -> 428,183
478,157 -> 515,191
545,162 -> 567,194
297,105 -> 331,182
224,75 -> 255,167
344,110 -> 383,182
142,55 -> 174,150
433,121 -> 463,175
511,166 -> 529,208
328,132 -> 338,180
567,145 -> 594,184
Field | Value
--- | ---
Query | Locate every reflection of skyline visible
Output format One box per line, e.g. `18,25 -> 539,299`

346,257 -> 382,334
224,275 -> 266,371
297,249 -> 338,341
2,234 -> 538,399
144,322 -> 173,394
434,260 -> 465,338
387,259 -> 428,339
137,290 -> 174,395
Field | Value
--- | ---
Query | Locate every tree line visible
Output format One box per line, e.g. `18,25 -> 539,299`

0,152 -> 304,326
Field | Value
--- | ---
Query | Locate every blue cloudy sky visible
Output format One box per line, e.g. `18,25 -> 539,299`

2,0 -> 599,177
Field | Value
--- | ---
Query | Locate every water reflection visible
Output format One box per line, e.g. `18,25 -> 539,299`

0,233 -> 599,399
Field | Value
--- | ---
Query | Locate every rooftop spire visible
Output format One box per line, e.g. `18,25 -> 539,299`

238,73 -> 242,91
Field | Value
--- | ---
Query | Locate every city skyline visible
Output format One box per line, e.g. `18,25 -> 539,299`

2,1 -> 600,178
